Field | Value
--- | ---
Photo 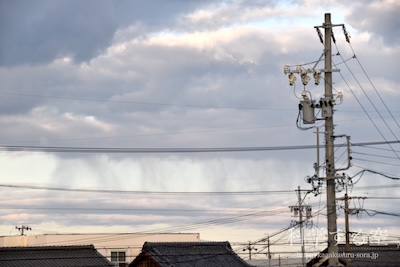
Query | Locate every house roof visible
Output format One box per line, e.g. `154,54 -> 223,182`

0,245 -> 114,267
306,244 -> 400,266
129,241 -> 253,267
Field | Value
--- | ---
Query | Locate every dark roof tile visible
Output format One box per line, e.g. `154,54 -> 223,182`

0,245 -> 113,267
130,241 -> 252,267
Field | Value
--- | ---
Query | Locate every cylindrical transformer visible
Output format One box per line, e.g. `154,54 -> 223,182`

300,99 -> 315,124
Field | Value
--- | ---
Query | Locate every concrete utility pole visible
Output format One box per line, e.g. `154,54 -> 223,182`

297,187 -> 306,267
337,193 -> 366,266
289,186 -> 312,267
243,241 -> 257,260
15,225 -> 31,236
267,235 -> 271,267
284,12 -> 351,267
323,13 -> 339,266
344,193 -> 351,266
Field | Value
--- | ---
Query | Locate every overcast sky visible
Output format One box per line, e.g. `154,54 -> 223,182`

0,0 -> 399,259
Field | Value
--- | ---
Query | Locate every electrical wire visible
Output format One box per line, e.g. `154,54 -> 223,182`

0,90 -> 275,111
350,169 -> 400,180
352,157 -> 400,167
352,151 -> 400,161
0,140 -> 398,153
0,183 -> 295,195
333,43 -> 400,160
362,209 -> 400,217
348,42 -> 400,130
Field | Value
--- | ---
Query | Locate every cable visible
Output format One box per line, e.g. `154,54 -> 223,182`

3,124 -> 290,146
0,90 -> 277,111
0,183 -> 295,195
0,140 -> 398,153
352,157 -> 400,167
333,43 -> 400,160
356,144 -> 400,153
350,169 -> 400,180
352,151 -> 399,161
348,42 -> 400,130
363,209 -> 400,218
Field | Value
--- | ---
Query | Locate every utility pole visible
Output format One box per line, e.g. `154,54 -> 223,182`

297,187 -> 306,267
322,13 -> 339,266
15,225 -> 31,236
344,193 -> 351,266
284,13 -> 352,266
243,241 -> 257,260
289,186 -> 312,267
337,192 -> 366,266
266,235 -> 272,267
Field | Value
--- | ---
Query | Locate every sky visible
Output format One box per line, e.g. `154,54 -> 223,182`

0,0 -> 399,260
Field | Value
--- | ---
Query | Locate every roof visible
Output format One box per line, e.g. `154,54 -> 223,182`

130,241 -> 252,267
307,244 -> 400,266
0,245 -> 114,267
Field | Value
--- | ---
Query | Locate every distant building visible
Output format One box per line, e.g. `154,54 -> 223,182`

129,241 -> 252,267
0,245 -> 113,267
0,233 -> 200,266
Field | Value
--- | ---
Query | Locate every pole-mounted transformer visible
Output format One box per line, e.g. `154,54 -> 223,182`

299,96 -> 316,124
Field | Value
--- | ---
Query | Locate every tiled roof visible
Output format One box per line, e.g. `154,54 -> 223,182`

307,244 -> 400,266
130,241 -> 252,267
0,245 -> 114,267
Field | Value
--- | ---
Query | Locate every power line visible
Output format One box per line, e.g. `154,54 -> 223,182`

352,157 -> 400,167
352,151 -> 399,161
350,169 -> 400,180
0,183 -> 295,195
0,90 -> 280,111
333,43 -> 400,160
0,140 -> 398,153
347,42 -> 400,130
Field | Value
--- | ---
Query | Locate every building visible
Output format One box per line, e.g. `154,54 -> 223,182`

306,244 -> 400,266
0,245 -> 113,267
129,241 -> 252,267
0,233 -> 200,266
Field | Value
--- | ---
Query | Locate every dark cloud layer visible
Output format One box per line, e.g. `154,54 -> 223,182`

0,0 -> 118,65
0,0 -> 218,66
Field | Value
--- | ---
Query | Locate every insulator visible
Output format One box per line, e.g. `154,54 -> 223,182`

288,73 -> 296,86
316,28 -> 324,44
313,70 -> 321,85
284,65 -> 290,74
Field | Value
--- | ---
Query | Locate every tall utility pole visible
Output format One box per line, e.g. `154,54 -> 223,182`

284,13 -> 351,266
323,13 -> 339,266
340,192 -> 351,266
289,186 -> 312,267
344,193 -> 350,266
337,192 -> 366,266
267,235 -> 271,267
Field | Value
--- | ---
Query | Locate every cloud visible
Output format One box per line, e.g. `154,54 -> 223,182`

343,0 -> 400,46
0,0 -> 399,249
0,0 -> 119,66
0,0 -> 218,66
